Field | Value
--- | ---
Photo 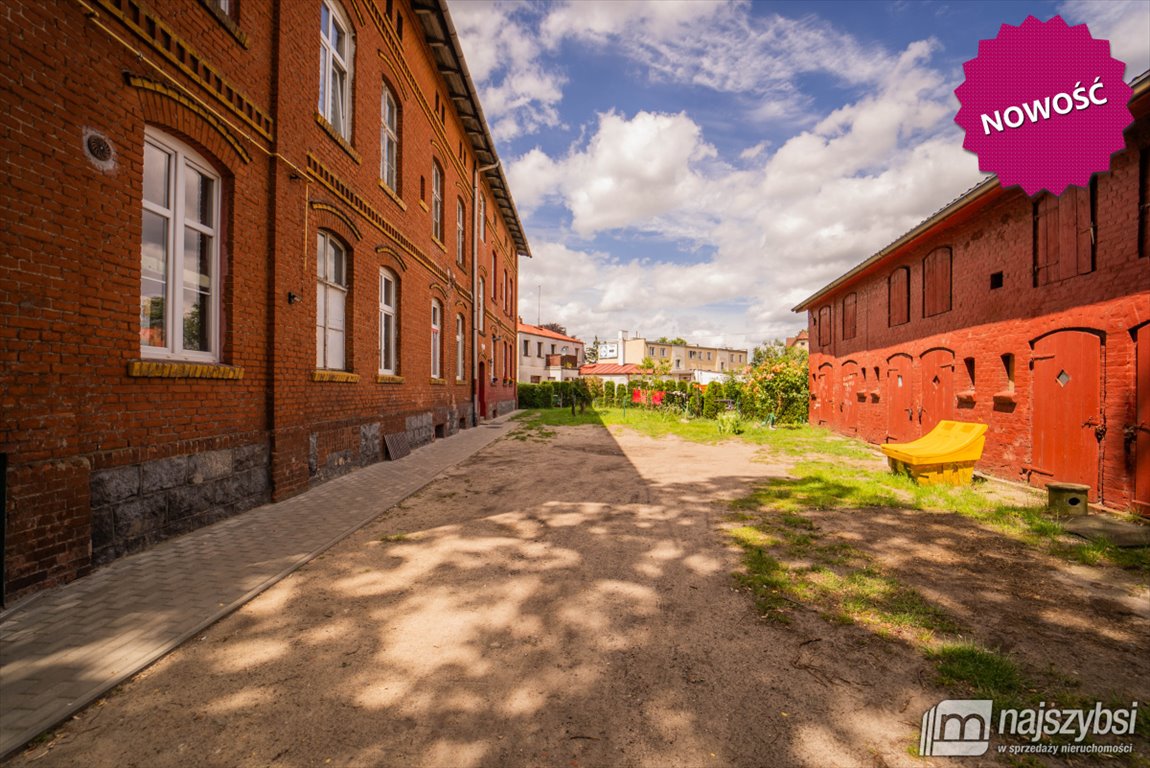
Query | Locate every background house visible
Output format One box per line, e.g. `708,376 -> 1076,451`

794,73 -> 1150,513
0,0 -> 528,602
517,321 -> 585,382
595,332 -> 748,381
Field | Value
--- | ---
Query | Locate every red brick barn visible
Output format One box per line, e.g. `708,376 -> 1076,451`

794,74 -> 1150,513
0,0 -> 529,603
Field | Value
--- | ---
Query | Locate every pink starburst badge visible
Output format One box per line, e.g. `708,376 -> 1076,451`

954,16 -> 1133,197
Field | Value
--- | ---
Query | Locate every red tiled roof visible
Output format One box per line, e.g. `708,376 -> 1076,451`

579,363 -> 640,376
517,322 -> 584,345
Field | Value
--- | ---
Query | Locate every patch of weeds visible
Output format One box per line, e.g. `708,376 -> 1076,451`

744,455 -> 1150,574
728,501 -> 958,638
509,415 -> 558,442
515,408 -> 605,428
378,533 -> 409,543
926,642 -> 1023,699
732,546 -> 795,621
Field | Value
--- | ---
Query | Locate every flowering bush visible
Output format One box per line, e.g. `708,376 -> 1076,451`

740,346 -> 809,424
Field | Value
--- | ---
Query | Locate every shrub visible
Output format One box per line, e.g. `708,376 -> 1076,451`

583,376 -> 604,400
603,380 -> 616,404
688,388 -> 703,416
538,380 -> 554,407
703,381 -> 723,419
717,411 -> 745,435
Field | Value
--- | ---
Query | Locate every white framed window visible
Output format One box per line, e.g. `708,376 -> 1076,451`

456,314 -> 465,380
379,268 -> 397,374
478,277 -> 485,333
316,231 -> 348,370
140,128 -> 221,361
381,84 -> 398,191
431,299 -> 442,379
432,161 -> 443,241
319,0 -> 353,139
456,198 -> 465,264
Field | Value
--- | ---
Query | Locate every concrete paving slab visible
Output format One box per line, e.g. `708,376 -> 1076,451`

1063,514 -> 1150,547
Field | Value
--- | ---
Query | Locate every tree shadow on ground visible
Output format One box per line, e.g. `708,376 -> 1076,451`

11,420 -> 1146,768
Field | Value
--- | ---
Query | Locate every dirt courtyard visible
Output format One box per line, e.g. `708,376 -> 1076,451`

13,421 -> 1149,768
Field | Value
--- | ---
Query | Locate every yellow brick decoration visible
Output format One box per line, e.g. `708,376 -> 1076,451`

311,370 -> 360,383
127,361 -> 244,380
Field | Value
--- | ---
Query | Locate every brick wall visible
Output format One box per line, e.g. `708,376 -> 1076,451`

802,107 -> 1150,510
1,0 -> 525,601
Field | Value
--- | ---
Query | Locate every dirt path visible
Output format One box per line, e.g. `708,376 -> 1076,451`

12,423 -> 1148,767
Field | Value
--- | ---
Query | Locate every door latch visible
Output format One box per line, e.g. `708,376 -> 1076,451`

1083,417 -> 1107,441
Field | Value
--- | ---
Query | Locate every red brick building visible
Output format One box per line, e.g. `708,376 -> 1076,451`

794,74 -> 1150,514
0,0 -> 528,602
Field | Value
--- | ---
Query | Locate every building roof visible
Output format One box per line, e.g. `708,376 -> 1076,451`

785,330 -> 809,347
517,322 -> 583,345
579,363 -> 640,376
414,1 -> 531,259
792,69 -> 1150,313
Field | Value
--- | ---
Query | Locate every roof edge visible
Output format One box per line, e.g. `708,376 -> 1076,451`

425,0 -> 532,259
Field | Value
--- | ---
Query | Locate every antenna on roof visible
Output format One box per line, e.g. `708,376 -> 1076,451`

536,284 -> 541,325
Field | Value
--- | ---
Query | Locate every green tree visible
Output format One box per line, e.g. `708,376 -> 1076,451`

751,338 -> 787,367
585,336 -> 600,364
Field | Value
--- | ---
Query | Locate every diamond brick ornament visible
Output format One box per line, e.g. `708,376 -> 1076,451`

954,15 -> 1133,197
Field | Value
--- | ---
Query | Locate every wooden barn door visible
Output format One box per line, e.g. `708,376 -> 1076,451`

815,363 -> 834,425
1031,330 -> 1102,500
1135,324 -> 1150,515
920,348 -> 955,434
840,361 -> 859,433
886,355 -> 916,443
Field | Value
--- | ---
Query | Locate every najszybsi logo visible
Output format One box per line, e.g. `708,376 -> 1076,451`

920,699 -> 1140,757
921,700 -> 994,756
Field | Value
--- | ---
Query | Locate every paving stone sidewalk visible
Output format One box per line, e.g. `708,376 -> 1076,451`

0,414 -> 520,758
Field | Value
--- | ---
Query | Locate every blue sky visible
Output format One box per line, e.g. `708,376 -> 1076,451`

452,0 -> 1150,352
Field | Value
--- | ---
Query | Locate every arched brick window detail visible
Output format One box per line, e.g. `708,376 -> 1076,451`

841,292 -> 857,340
140,127 -> 222,361
923,246 -> 952,317
888,266 -> 909,327
818,305 -> 832,346
316,230 -> 349,370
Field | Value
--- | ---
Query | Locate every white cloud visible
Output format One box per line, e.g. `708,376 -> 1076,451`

540,0 -> 903,121
452,2 -> 566,141
1059,0 -> 1150,80
509,110 -> 717,236
512,35 -> 986,345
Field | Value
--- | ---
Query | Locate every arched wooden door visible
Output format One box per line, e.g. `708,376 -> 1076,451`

816,363 -> 834,425
1031,330 -> 1102,500
1134,323 -> 1150,515
886,354 -> 916,442
840,361 -> 859,433
920,348 -> 955,434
